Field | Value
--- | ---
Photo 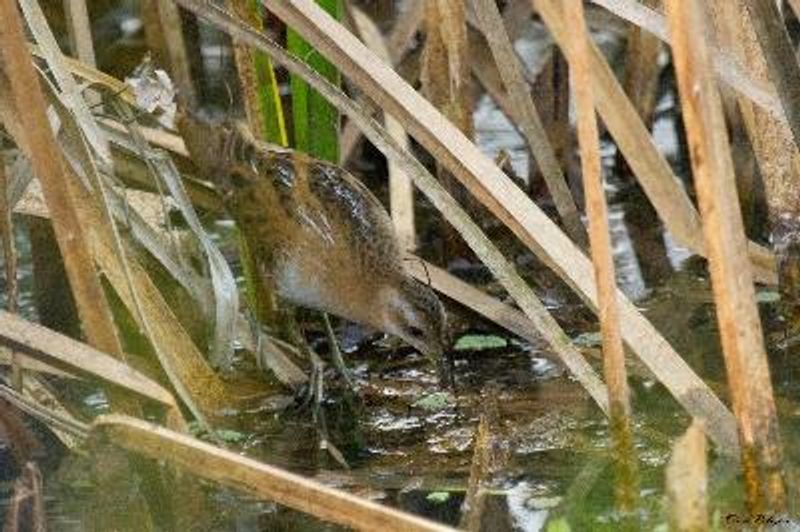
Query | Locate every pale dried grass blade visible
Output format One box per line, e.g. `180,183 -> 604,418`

0,68 -> 229,429
741,0 -> 800,157
94,414 -> 456,532
472,0 -> 586,246
350,6 -> 416,251
0,310 -> 176,408
2,374 -> 89,446
143,147 -> 239,370
63,0 -> 97,66
0,1 -> 128,387
18,0 -> 110,163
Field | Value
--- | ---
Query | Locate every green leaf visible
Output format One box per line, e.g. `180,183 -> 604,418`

454,334 -> 508,351
412,392 -> 455,411
426,491 -> 451,504
287,0 -> 341,162
251,0 -> 288,146
254,51 -> 288,146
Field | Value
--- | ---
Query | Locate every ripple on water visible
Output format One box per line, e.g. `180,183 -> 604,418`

370,410 -> 423,432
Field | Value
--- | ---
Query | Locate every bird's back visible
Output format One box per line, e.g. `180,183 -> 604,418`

193,120 -> 405,318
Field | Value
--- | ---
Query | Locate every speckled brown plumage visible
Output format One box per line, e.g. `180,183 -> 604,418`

176,109 -> 447,361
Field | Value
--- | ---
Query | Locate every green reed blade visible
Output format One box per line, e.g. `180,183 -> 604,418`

287,0 -> 341,162
251,0 -> 288,145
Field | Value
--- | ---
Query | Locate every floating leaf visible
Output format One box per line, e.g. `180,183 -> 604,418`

571,332 -> 602,348
454,334 -> 508,351
412,392 -> 455,411
756,290 -> 781,304
215,429 -> 247,443
425,491 -> 450,504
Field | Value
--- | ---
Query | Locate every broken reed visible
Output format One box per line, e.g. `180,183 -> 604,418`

666,0 -> 786,512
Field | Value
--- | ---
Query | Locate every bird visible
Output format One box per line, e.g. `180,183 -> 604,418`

175,108 -> 449,376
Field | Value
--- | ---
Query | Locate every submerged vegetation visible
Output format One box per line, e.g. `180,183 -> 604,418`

0,0 -> 800,529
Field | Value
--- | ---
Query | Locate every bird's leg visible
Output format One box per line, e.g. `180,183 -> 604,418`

280,309 -> 325,408
282,312 -> 350,468
322,313 -> 356,391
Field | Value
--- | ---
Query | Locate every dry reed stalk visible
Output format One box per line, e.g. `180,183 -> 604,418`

422,0 -> 476,260
711,5 -> 800,212
466,29 -> 520,126
141,0 -> 197,105
665,421 -> 708,532
339,2 -> 422,162
0,1 -> 131,394
616,0 -> 671,288
343,1 -> 534,167
472,0 -> 587,246
621,0 -> 662,128
350,7 -> 416,252
252,0 -> 738,451
94,414 -> 456,532
227,0 -> 268,140
0,155 -> 21,391
515,0 -> 787,124
386,1 -> 424,64
589,0 -> 785,121
742,0 -> 800,152
564,0 -> 638,511
666,0 -> 786,511
458,395 -> 508,532
534,0 -> 777,286
0,310 -> 177,409
63,0 -> 96,66
714,0 -> 800,305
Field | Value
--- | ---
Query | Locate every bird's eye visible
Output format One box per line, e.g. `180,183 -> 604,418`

408,326 -> 425,339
